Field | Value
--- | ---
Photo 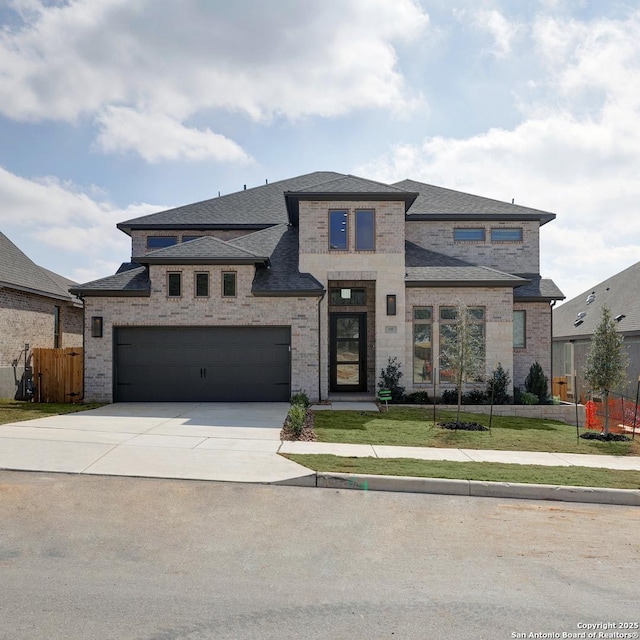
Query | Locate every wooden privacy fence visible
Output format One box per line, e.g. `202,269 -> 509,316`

32,347 -> 83,403
552,376 -> 568,402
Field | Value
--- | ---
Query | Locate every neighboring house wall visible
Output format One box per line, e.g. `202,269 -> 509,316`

298,200 -> 406,397
82,264 -> 319,403
404,287 -> 515,396
130,229 -> 250,257
513,301 -> 552,390
406,220 -> 540,273
0,288 -> 83,398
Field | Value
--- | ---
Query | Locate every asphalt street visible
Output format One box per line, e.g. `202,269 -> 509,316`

0,470 -> 638,640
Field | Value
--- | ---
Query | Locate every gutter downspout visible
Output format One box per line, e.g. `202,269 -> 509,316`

317,291 -> 326,402
550,300 -> 557,389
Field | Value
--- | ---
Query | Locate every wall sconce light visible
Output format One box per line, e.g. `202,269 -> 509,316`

386,295 -> 397,316
91,316 -> 103,338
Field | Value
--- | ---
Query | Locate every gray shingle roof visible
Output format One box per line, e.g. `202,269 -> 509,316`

553,261 -> 640,339
228,224 -> 288,257
70,266 -> 150,297
395,179 -> 556,224
117,171 -> 344,232
405,241 -> 527,287
294,174 -> 411,194
251,228 -> 324,296
0,232 -> 78,302
513,274 -> 565,301
134,236 -> 266,264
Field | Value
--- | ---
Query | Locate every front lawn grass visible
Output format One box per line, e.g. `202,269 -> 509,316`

0,400 -> 104,425
313,407 -> 640,456
285,454 -> 640,490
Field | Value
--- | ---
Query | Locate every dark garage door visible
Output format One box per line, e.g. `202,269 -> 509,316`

114,326 -> 291,402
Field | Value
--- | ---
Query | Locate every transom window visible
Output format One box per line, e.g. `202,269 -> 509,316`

195,272 -> 209,297
413,307 -> 432,384
454,228 -> 485,242
222,272 -> 237,297
491,228 -> 523,242
329,288 -> 366,306
355,209 -> 375,251
329,210 -> 349,250
167,272 -> 181,297
147,236 -> 177,249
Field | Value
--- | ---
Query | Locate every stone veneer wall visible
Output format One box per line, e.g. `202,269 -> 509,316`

130,229 -> 250,257
406,220 -> 540,273
298,200 -> 407,398
513,301 -> 552,390
404,287 -> 515,396
82,264 -> 320,403
0,288 -> 83,398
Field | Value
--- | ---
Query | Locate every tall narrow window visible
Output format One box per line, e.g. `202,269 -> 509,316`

54,306 -> 61,348
355,209 -> 375,250
413,307 -> 432,383
513,310 -> 526,348
167,272 -> 181,297
329,210 -> 348,250
222,272 -> 237,297
195,272 -> 209,297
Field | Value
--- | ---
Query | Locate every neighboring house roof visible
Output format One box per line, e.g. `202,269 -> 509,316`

552,260 -> 640,340
117,171 -> 344,233
513,274 -> 565,302
405,242 -> 528,288
396,179 -> 556,225
70,265 -> 151,297
134,236 -> 268,265
0,232 -> 80,303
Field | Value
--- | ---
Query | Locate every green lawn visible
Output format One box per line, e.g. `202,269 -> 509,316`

285,454 -> 640,490
313,407 -> 640,456
0,400 -> 104,425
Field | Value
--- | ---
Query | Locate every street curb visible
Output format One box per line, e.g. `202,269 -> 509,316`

299,472 -> 640,506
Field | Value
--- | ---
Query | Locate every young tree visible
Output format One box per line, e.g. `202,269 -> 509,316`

440,300 -> 485,422
583,306 -> 629,436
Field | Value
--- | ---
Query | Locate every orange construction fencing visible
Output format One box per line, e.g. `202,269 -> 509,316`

584,395 -> 640,435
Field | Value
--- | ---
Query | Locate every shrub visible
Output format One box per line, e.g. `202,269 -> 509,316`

525,362 -> 549,404
290,391 -> 310,408
441,388 -> 458,404
404,391 -> 430,404
287,403 -> 307,436
519,391 -> 539,405
378,357 -> 405,403
486,363 -> 511,405
463,388 -> 488,404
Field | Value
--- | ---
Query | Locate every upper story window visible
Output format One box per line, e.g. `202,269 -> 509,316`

148,236 -> 177,250
222,272 -> 237,297
329,210 -> 349,250
182,235 -> 203,243
355,209 -> 375,251
491,228 -> 523,242
454,228 -> 485,242
195,272 -> 209,297
167,272 -> 181,297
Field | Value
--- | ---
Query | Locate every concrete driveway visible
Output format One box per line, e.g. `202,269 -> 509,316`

0,403 -> 315,484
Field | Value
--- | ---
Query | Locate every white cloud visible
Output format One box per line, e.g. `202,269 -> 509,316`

0,165 -> 163,280
94,107 -> 252,163
465,9 -> 522,58
359,10 -> 640,304
0,0 -> 428,161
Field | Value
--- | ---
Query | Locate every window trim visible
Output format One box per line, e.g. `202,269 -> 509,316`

167,271 -> 182,298
355,209 -> 375,251
54,306 -> 61,348
491,227 -> 523,242
413,306 -> 433,385
222,271 -> 237,298
328,209 -> 349,251
147,235 -> 178,250
194,272 -> 210,298
513,310 -> 526,349
454,228 -> 485,243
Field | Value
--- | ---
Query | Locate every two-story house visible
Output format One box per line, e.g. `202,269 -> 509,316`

71,172 -> 564,403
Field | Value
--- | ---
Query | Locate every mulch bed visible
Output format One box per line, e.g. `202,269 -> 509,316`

580,431 -> 632,442
438,421 -> 489,432
280,409 -> 317,441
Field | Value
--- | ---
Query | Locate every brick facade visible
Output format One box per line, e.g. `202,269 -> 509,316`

513,301 -> 552,390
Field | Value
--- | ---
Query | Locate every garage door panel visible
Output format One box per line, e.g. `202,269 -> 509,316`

114,327 -> 291,402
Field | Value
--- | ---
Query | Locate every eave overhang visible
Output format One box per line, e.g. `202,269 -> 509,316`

406,212 -> 556,225
133,256 -> 269,266
406,279 -> 525,288
0,280 -> 77,303
68,289 -> 150,298
117,223 -> 274,236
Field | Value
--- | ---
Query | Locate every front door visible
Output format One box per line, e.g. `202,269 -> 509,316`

330,313 -> 367,392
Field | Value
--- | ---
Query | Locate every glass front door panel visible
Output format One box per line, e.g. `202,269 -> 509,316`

336,364 -> 360,385
330,313 -> 367,392
336,340 -> 360,362
336,317 -> 360,339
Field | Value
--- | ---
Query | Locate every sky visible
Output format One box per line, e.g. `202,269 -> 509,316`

1,0 -> 639,304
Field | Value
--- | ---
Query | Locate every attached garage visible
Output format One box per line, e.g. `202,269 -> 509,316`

114,326 -> 291,402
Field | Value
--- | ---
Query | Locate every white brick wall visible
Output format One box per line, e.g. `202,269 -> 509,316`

513,301 -> 552,389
